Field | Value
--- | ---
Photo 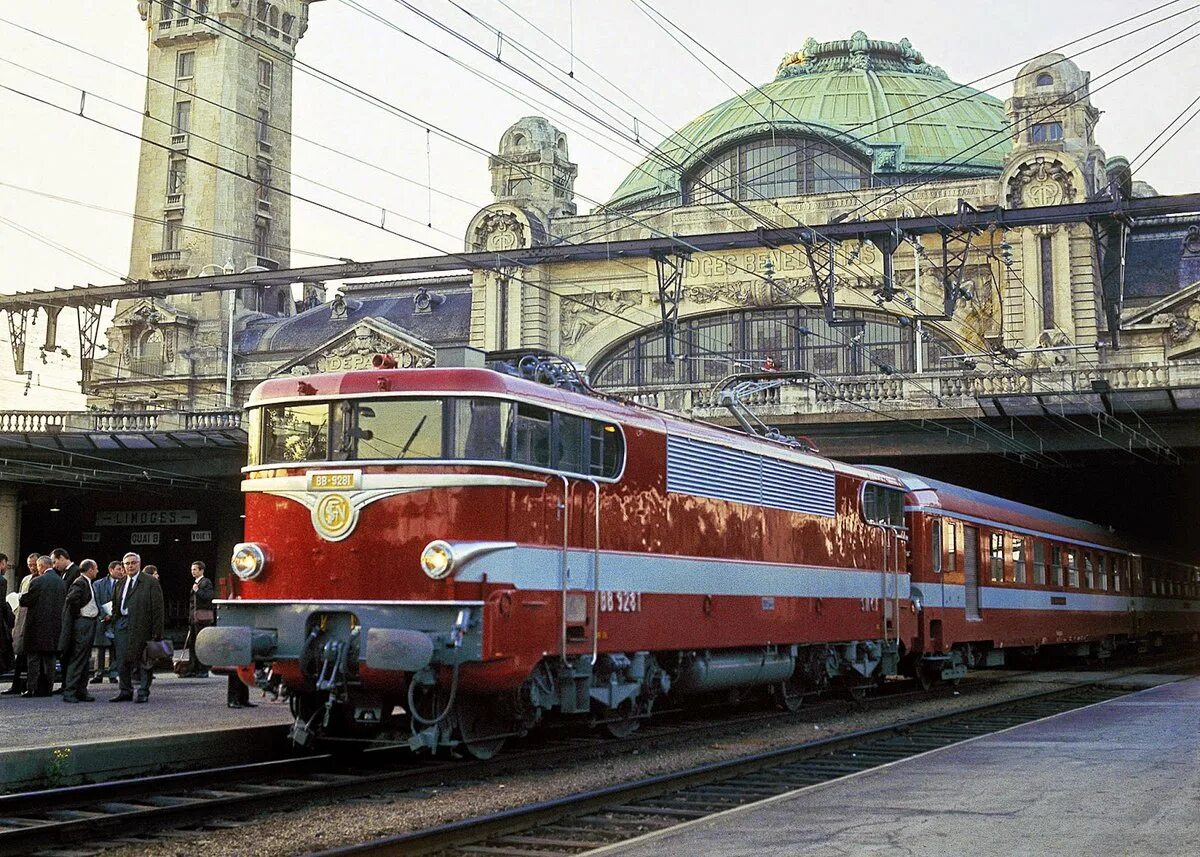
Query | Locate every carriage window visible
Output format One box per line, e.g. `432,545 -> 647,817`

589,421 -> 624,478
1067,550 -> 1079,587
510,403 -> 552,467
861,484 -> 904,527
1099,556 -> 1109,591
930,518 -> 942,574
989,532 -> 1005,582
1051,546 -> 1063,587
1113,557 -> 1123,592
356,398 -> 444,460
448,398 -> 512,460
1033,541 -> 1046,585
945,521 -> 957,573
1012,536 -> 1026,584
554,413 -> 587,474
261,403 -> 329,463
1083,554 -> 1095,589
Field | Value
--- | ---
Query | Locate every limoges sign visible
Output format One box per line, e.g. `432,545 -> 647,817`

96,509 -> 198,527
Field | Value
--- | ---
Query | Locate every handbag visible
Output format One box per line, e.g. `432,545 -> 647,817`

193,608 -> 215,623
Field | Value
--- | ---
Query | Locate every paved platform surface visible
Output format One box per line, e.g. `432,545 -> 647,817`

0,673 -> 294,791
599,675 -> 1200,857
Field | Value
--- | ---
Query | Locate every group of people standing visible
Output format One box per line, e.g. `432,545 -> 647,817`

0,550 -> 175,703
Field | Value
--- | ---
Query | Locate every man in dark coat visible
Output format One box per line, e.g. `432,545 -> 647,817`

111,552 -> 164,703
184,560 -> 215,677
19,555 -> 65,697
0,553 -> 13,674
59,559 -> 100,702
52,549 -> 81,588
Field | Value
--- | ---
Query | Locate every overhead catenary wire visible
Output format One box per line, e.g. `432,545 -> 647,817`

0,3 -> 1185,460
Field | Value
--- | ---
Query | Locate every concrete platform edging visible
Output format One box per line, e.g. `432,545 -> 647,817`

0,724 -> 291,793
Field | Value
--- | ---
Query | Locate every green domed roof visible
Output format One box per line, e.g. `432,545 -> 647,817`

607,33 -> 1010,210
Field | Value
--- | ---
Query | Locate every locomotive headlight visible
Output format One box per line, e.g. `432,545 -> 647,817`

420,540 -> 455,579
231,542 -> 267,581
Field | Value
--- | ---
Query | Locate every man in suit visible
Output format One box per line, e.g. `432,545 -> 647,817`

51,549 -> 81,588
184,561 -> 215,677
60,559 -> 100,702
0,553 -> 13,675
91,560 -> 123,684
111,552 -> 164,703
19,555 -> 65,697
2,553 -> 40,695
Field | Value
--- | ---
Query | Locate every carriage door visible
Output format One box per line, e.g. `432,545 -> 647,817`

1129,554 -> 1143,636
555,414 -> 596,660
963,525 -> 982,620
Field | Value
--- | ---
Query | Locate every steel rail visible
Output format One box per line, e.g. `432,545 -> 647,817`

1,193 -> 1198,310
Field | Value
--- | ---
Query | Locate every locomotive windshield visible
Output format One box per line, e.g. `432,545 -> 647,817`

248,396 -> 624,479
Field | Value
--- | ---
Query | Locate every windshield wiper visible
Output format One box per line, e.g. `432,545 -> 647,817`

399,415 -> 428,457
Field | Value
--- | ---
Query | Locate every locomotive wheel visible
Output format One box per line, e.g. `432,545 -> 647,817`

774,674 -> 806,713
598,698 -> 642,739
915,664 -> 936,692
454,694 -> 509,760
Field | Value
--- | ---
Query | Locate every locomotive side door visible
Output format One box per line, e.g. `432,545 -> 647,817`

962,525 -> 982,620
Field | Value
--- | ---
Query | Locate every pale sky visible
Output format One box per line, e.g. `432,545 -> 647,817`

2,0 -> 1199,409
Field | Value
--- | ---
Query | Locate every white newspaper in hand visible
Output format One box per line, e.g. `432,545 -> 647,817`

4,591 -> 17,613
99,601 -> 113,618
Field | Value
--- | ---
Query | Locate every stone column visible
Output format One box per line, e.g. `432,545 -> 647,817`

0,485 -> 20,593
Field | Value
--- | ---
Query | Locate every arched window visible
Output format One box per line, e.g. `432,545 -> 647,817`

1036,73 -> 1054,87
591,307 -> 958,389
686,136 -> 869,204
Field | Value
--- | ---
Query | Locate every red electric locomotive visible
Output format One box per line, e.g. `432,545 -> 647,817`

876,469 -> 1200,681
198,361 -> 915,756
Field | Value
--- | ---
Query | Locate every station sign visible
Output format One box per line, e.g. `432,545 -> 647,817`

96,510 -> 198,527
191,530 -> 213,542
130,532 -> 161,546
80,532 -> 101,543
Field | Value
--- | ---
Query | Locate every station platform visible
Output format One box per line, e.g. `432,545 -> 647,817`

598,674 -> 1200,857
0,673 -> 293,792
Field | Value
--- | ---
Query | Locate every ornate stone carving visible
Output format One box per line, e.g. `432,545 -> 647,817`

560,289 -> 641,346
473,211 -> 526,253
683,276 -> 835,307
313,325 -> 434,373
1006,158 -> 1077,208
1154,301 -> 1200,344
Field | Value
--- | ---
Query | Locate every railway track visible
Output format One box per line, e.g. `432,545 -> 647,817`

0,658 -> 1188,856
309,682 -> 1148,857
0,677 -> 939,857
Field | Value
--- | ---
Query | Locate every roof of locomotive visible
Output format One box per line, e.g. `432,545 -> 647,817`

247,367 -> 900,485
870,466 -> 1125,548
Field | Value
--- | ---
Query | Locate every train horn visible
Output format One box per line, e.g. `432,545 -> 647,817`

372,353 -> 398,369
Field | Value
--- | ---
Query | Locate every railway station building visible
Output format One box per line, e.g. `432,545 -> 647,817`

3,26 -> 1200,608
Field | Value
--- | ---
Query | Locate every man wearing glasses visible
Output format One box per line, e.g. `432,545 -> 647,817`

110,552 -> 165,703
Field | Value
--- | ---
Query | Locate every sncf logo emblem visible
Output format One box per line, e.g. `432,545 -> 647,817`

313,493 -> 356,541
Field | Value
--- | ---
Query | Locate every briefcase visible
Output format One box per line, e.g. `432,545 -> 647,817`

143,639 -> 175,669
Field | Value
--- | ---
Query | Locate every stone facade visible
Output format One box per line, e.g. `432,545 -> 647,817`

462,47 -> 1200,421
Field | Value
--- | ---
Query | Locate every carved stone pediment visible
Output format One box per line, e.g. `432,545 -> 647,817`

1121,280 -> 1200,358
273,317 -> 436,376
111,298 -> 196,330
